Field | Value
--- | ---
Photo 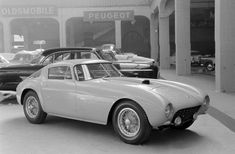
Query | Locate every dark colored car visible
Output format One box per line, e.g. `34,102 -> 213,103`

0,47 -> 159,91
199,55 -> 215,71
97,49 -> 159,79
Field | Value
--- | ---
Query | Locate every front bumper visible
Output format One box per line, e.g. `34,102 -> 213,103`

157,104 -> 209,129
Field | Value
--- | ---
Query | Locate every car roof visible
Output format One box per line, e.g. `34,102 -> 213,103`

47,59 -> 111,67
41,47 -> 96,57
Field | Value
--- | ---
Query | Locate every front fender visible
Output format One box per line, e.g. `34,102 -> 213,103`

114,91 -> 170,128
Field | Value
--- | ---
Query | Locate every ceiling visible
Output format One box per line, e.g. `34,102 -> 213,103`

0,0 -> 154,7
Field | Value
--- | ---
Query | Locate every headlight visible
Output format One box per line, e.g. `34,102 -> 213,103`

165,103 -> 174,119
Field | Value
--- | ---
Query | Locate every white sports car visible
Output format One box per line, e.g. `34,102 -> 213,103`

16,59 -> 210,144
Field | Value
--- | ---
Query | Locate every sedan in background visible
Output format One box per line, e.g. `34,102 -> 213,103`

16,59 -> 210,144
0,47 -> 159,91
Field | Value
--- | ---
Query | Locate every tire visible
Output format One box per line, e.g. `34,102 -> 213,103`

171,120 -> 194,130
205,63 -> 214,71
23,91 -> 47,124
112,101 -> 152,144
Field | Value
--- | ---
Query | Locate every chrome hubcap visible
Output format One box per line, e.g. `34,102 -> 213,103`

117,108 -> 140,137
207,64 -> 213,70
25,96 -> 39,118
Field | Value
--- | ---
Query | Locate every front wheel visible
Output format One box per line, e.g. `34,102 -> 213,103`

112,101 -> 151,144
23,91 -> 47,124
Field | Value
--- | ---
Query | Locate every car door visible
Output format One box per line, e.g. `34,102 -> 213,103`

41,65 -> 77,117
73,64 -> 115,124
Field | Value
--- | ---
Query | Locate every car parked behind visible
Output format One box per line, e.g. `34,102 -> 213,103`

0,47 -> 159,91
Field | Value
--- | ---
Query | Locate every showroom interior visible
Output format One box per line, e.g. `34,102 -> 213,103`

0,0 -> 235,153
0,0 -> 235,92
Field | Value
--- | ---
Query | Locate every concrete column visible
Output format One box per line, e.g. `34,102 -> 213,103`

150,14 -> 159,63
115,20 -> 121,49
159,16 -> 170,69
3,21 -> 11,53
215,0 -> 235,92
68,23 -> 75,47
59,20 -> 66,47
175,0 -> 191,75
0,24 -> 3,52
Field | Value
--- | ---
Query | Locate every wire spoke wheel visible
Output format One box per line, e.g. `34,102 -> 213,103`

23,91 -> 47,124
117,108 -> 140,137
25,96 -> 39,118
112,101 -> 152,144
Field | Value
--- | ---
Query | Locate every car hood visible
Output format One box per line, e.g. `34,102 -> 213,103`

116,62 -> 152,69
115,54 -> 155,64
99,77 -> 206,108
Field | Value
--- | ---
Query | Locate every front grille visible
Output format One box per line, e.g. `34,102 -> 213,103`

172,106 -> 201,123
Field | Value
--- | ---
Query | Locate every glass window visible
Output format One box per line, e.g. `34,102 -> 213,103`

74,65 -> 85,81
75,51 -> 99,60
48,66 -> 72,80
99,50 -> 116,61
43,55 -> 53,65
0,56 -> 8,63
86,63 -> 121,79
54,52 -> 72,63
102,63 -> 121,77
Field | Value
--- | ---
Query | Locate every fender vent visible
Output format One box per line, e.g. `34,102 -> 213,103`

142,80 -> 150,84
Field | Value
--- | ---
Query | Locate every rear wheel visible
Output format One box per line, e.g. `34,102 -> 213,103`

23,91 -> 47,124
112,101 -> 151,144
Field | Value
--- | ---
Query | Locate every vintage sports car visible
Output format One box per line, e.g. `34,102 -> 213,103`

16,59 -> 210,144
0,48 -> 159,91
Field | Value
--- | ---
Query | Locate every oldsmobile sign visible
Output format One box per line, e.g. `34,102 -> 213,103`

84,10 -> 134,22
0,6 -> 57,17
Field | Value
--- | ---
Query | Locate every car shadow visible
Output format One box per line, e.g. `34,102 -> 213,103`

146,128 -> 204,148
36,116 -> 205,145
2,115 -> 205,147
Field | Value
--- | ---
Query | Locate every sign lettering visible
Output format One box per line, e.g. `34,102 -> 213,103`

0,6 -> 57,17
84,10 -> 134,22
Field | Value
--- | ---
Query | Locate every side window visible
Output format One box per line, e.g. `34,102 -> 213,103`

74,65 -> 85,81
64,67 -> 72,79
42,55 -> 53,65
62,53 -> 71,60
54,53 -> 63,62
48,66 -> 72,80
54,52 -> 72,63
74,51 -> 99,60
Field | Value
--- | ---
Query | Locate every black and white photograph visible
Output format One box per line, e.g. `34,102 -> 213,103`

0,0 -> 235,154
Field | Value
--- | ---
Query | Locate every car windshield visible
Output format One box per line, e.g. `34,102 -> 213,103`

86,63 -> 122,79
98,50 -> 117,61
30,55 -> 44,64
10,53 -> 34,64
0,56 -> 9,63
